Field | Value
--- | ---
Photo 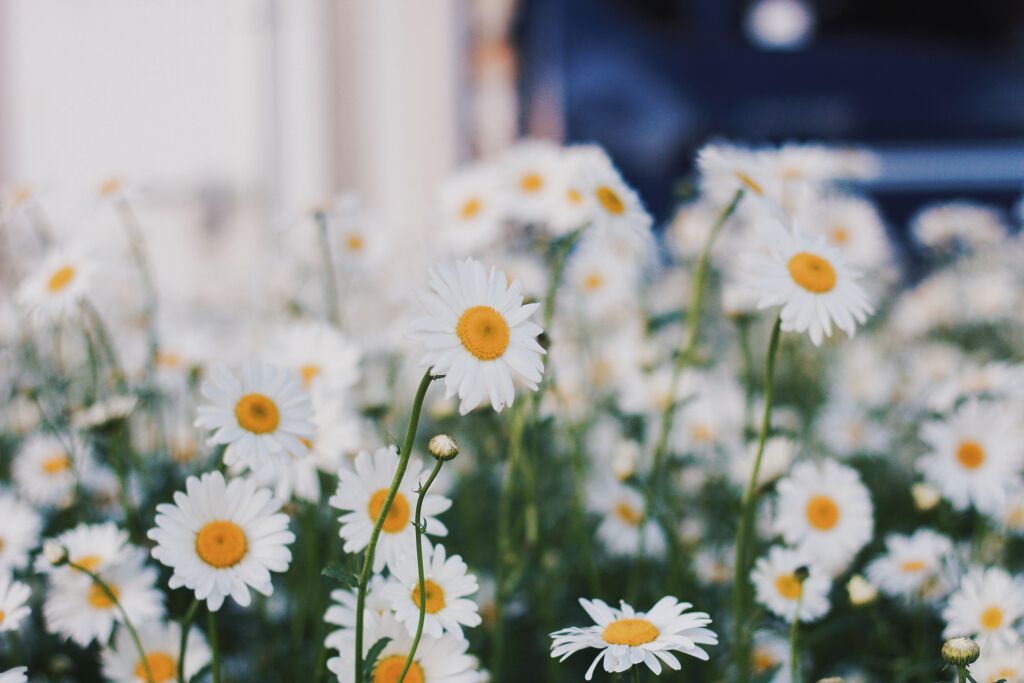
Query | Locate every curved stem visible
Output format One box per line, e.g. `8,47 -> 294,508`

397,458 -> 445,683
178,599 -> 200,683
732,315 -> 782,683
68,561 -> 154,683
208,608 -> 221,683
354,369 -> 436,683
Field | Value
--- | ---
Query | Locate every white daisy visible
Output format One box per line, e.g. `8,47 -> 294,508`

326,193 -> 387,270
0,574 -> 31,633
773,459 -> 874,576
37,522 -> 132,579
815,400 -> 888,458
972,641 -> 1024,683
694,547 -> 735,586
585,475 -> 665,559
195,361 -> 315,471
943,567 -> 1024,648
0,491 -> 41,572
728,436 -> 796,489
749,630 -> 792,683
696,143 -> 777,207
13,432 -> 91,508
0,668 -> 27,683
550,596 -> 718,680
148,471 -> 295,611
912,201 -> 1006,252
499,139 -> 562,225
865,529 -> 954,601
330,447 -> 451,574
16,248 -> 97,324
744,218 -> 873,345
574,153 -> 653,247
382,543 -> 481,639
547,145 -> 610,236
918,399 -> 1023,515
751,546 -> 831,623
409,258 -> 545,415
438,162 -> 505,253
324,576 -> 390,651
564,233 -> 644,320
102,620 -> 211,683
327,611 -> 482,683
804,195 -> 891,270
671,370 -> 746,456
264,321 -> 361,396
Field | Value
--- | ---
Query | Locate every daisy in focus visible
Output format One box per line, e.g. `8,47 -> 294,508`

410,258 -> 545,415
148,471 -> 295,611
195,361 -> 315,471
382,543 -> 481,639
942,566 -> 1024,648
550,596 -> 718,680
751,547 -> 831,623
101,620 -> 211,683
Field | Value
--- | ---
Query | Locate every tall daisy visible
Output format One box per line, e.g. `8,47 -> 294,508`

0,574 -> 31,633
773,459 -> 874,576
0,492 -> 41,572
751,546 -> 831,623
409,258 -> 545,415
148,471 -> 295,611
16,249 -> 97,324
550,596 -> 718,680
744,219 -> 873,346
195,361 -> 315,472
329,447 -> 451,574
381,543 -> 481,639
101,620 -> 211,683
866,529 -> 954,601
943,567 -> 1024,648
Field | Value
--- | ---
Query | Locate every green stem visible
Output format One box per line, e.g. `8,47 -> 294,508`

397,458 -> 445,683
789,588 -> 804,683
631,665 -> 641,683
208,608 -> 221,683
956,665 -> 969,683
178,599 -> 200,683
315,211 -> 341,327
732,315 -> 782,683
114,197 -> 159,376
354,369 -> 436,683
81,299 -> 126,390
68,561 -> 154,683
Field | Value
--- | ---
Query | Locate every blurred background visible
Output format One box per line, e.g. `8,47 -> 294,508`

2,0 -> 1023,257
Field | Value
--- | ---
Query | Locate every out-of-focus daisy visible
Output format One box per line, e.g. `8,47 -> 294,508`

0,668 -> 27,683
324,576 -> 390,650
574,153 -> 653,247
547,145 -> 608,236
195,362 -> 315,472
550,596 -> 718,679
744,220 -> 873,346
101,620 -> 211,683
586,475 -> 665,558
37,522 -> 131,579
0,492 -> 41,572
749,630 -> 792,683
327,611 -> 481,683
438,162 -> 504,253
382,543 -> 481,639
564,234 -> 643,320
325,193 -> 387,270
972,642 -> 1024,683
918,399 -> 1023,516
13,432 -> 90,508
671,370 -> 746,456
943,567 -> 1024,648
264,321 -> 360,395
697,143 -> 776,206
927,361 -> 1024,414
410,258 -> 545,415
0,574 -> 31,633
773,459 -> 874,576
804,195 -> 890,270
499,139 -> 561,225
866,529 -> 954,601
694,547 -> 735,587
71,395 -> 138,432
751,546 -> 831,623
816,400 -> 888,459
16,249 -> 97,323
728,436 -> 796,490
330,447 -> 451,574
148,471 -> 295,611
911,202 -> 1006,252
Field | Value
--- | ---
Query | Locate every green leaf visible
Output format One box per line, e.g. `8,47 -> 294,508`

321,564 -> 359,588
362,637 -> 392,680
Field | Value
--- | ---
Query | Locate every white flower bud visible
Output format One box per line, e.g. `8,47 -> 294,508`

428,434 -> 459,461
846,575 -> 878,606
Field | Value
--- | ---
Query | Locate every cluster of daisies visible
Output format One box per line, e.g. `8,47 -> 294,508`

1,136 -> 1023,683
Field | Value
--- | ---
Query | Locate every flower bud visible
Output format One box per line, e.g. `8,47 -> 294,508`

793,565 -> 810,583
912,483 -> 941,511
941,637 -> 980,666
43,541 -> 69,567
847,575 -> 878,606
428,434 -> 459,461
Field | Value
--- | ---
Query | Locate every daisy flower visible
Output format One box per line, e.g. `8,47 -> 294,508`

574,153 -> 653,247
564,233 -> 644,320
499,139 -> 562,225
744,218 -> 873,345
13,432 -> 90,508
815,399 -> 889,458
382,543 -> 481,639
0,574 -> 31,633
696,143 -> 777,206
330,447 -> 451,574
773,459 -> 874,576
911,201 -> 1006,252
547,145 -> 609,236
550,596 -> 718,680
16,248 -> 97,324
586,475 -> 666,559
804,195 -> 891,270
728,436 -> 796,489
438,162 -> 505,253
148,471 -> 295,611
972,641 -> 1024,683
327,611 -> 481,683
101,620 -> 211,683
0,492 -> 41,572
326,193 -> 387,270
195,361 -> 315,472
0,668 -> 27,683
37,522 -> 132,578
943,567 -> 1024,648
751,546 -> 831,623
866,529 -> 954,601
918,399 -> 1023,516
749,630 -> 792,683
324,576 -> 390,651
409,258 -> 545,415
264,321 -> 361,395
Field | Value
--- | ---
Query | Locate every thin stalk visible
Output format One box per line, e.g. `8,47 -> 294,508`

396,458 -> 445,683
208,608 -> 221,683
68,560 -> 154,683
114,198 -> 159,376
631,665 -> 641,683
789,589 -> 804,683
178,599 -> 200,683
81,299 -> 126,390
354,369 -> 436,683
732,315 -> 782,683
314,211 -> 341,327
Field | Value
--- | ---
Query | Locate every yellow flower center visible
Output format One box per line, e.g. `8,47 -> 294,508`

42,453 -> 71,475
0,610 -> 5,624
155,351 -> 182,368
566,188 -> 583,204
993,668 -> 1019,683
373,655 -> 424,683
88,582 -> 119,609
520,172 -> 543,193
456,305 -> 510,361
956,440 -> 985,470
734,171 -> 765,196
752,648 -> 778,674
75,554 -> 102,572
583,273 -> 604,292
981,605 -> 1004,631
805,495 -> 840,531
595,186 -> 625,215
460,197 -> 483,220
368,490 -> 410,534
195,520 -> 248,568
135,652 -> 176,682
900,560 -> 926,574
12,186 -> 32,205
300,364 -> 321,387
787,252 -> 837,293
775,573 -> 803,600
614,501 -> 643,526
690,423 -> 714,443
234,393 -> 280,434
47,266 -> 76,293
346,234 -> 365,252
602,618 -> 660,646
99,177 -> 123,197
830,226 -> 850,245
411,579 -> 446,614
